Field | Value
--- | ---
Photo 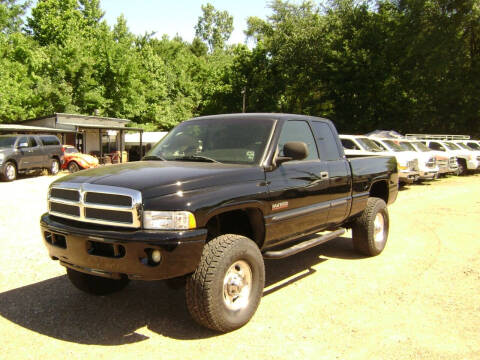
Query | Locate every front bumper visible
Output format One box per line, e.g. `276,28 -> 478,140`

40,213 -> 207,280
467,159 -> 479,170
399,170 -> 419,184
418,170 -> 438,180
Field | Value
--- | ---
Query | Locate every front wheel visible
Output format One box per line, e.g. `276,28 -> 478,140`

66,268 -> 129,295
48,158 -> 60,175
352,197 -> 389,256
185,234 -> 265,332
68,161 -> 80,173
1,161 -> 17,181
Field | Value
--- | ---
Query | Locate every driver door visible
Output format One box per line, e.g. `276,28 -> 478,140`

265,120 -> 331,246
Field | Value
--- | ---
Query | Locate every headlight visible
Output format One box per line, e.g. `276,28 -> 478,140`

143,211 -> 196,230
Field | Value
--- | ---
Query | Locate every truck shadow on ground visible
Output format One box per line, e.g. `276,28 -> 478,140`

0,236 -> 359,344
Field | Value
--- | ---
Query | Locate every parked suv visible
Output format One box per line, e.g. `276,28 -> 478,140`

0,134 -> 63,181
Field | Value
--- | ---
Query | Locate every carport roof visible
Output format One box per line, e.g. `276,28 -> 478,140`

0,124 -> 77,133
73,124 -> 144,131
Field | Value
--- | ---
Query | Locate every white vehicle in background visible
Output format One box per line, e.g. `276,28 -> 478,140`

452,141 -> 480,171
367,138 -> 422,184
408,140 -> 458,176
340,135 -> 384,156
340,135 -> 420,185
397,140 -> 447,178
421,140 -> 478,175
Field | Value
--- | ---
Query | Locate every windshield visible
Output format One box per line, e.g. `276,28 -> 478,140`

146,117 -> 275,165
0,136 -> 17,149
444,142 -> 460,150
399,141 -> 416,151
64,147 -> 80,154
457,143 -> 473,151
382,140 -> 405,152
467,142 -> 480,150
356,138 -> 384,152
411,141 -> 431,152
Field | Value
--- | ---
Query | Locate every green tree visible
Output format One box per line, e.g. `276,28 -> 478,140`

0,0 -> 30,34
195,3 -> 234,52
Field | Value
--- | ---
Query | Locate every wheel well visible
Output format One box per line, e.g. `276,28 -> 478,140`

205,208 -> 265,248
369,181 -> 388,203
5,159 -> 17,168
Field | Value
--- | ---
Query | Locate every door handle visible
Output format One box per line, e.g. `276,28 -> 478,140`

320,171 -> 329,179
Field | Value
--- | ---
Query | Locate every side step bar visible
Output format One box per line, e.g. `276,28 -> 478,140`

263,228 -> 346,260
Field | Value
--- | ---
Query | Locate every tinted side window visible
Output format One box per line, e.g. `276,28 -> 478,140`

278,121 -> 318,160
341,139 -> 358,150
28,137 -> 38,147
311,122 -> 341,160
40,136 -> 60,146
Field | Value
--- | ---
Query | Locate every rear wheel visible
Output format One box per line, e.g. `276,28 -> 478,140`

68,161 -> 80,173
352,197 -> 389,256
185,234 -> 265,332
66,268 -> 129,295
1,161 -> 17,181
48,158 -> 60,175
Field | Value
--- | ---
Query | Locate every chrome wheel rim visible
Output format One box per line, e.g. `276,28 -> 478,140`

374,213 -> 385,247
51,161 -> 59,174
6,164 -> 15,180
223,260 -> 252,311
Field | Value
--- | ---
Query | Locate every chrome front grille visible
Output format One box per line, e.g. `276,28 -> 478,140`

449,157 -> 458,169
407,159 -> 419,171
426,157 -> 436,168
48,183 -> 142,228
436,159 -> 448,170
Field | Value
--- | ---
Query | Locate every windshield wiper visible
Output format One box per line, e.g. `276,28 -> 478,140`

174,155 -> 221,163
143,155 -> 166,161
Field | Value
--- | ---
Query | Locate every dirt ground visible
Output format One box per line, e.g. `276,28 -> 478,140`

0,172 -> 479,360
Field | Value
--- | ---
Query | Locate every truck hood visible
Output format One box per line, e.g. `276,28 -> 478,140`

53,160 -> 265,199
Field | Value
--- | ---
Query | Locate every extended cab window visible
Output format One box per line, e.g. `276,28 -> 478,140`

278,121 -> 318,160
40,136 -> 60,146
312,122 -> 341,160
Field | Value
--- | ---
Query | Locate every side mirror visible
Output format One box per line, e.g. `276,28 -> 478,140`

18,142 -> 28,149
276,141 -> 308,165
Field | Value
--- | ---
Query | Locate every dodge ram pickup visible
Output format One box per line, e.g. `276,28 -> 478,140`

41,113 -> 398,332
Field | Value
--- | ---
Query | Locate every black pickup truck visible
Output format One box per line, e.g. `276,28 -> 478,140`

0,134 -> 63,181
41,113 -> 398,332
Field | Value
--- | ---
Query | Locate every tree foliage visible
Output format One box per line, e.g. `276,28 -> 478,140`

0,0 -> 478,136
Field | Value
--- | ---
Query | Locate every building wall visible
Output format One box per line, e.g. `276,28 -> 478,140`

85,130 -> 100,153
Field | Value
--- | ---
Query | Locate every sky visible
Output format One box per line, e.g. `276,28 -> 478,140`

99,0 -> 275,44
